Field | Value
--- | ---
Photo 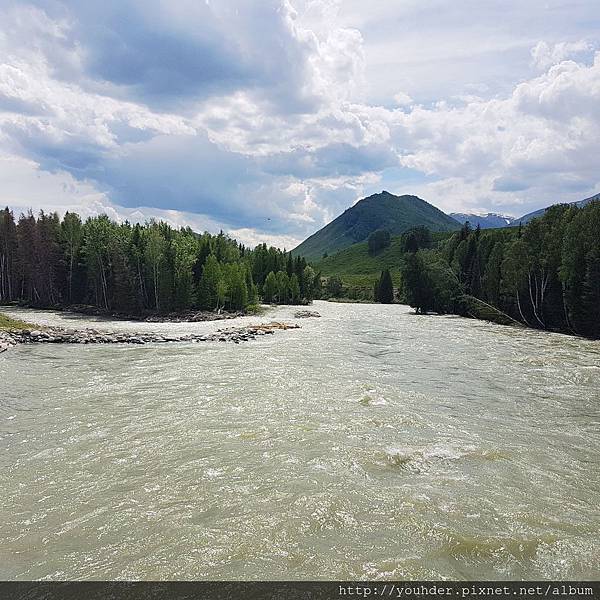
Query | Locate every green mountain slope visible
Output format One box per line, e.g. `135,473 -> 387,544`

314,231 -> 454,288
293,191 -> 460,260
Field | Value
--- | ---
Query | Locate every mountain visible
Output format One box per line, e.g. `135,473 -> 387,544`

450,212 -> 515,229
451,191 -> 600,229
293,191 -> 460,260
513,192 -> 600,224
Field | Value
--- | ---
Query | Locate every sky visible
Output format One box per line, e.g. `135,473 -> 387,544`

1,0 -> 599,248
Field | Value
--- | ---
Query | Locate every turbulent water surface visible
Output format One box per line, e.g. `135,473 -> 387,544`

1,301 -> 599,580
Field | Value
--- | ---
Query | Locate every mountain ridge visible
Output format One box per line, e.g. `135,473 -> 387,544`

450,212 -> 515,229
512,192 -> 600,224
293,191 -> 460,260
294,190 -> 600,261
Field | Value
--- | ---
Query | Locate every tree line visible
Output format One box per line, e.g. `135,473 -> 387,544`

0,209 -> 320,314
399,201 -> 600,339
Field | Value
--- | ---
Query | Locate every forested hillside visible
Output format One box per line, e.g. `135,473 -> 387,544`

401,202 -> 600,339
0,209 -> 318,315
314,229 -> 452,300
512,192 -> 600,225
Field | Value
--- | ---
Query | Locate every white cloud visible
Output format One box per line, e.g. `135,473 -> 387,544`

393,92 -> 413,107
0,153 -> 303,247
531,40 -> 594,70
0,0 -> 599,243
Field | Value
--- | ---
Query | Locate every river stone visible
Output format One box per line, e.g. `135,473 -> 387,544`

0,318 -> 300,352
294,310 -> 321,318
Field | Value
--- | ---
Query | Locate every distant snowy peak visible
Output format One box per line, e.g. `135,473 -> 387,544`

451,192 -> 600,229
449,213 -> 515,229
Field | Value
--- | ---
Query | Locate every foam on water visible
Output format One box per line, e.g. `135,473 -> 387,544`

1,301 -> 599,580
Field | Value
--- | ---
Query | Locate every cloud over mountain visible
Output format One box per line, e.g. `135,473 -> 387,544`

0,0 -> 599,246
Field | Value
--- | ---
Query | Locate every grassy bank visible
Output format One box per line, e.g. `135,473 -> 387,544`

313,231 -> 455,302
0,313 -> 35,331
314,231 -> 454,285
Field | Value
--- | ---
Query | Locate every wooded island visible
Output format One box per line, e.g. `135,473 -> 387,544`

0,210 -> 319,315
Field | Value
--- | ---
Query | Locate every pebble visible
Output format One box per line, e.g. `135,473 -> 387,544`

0,321 -> 298,353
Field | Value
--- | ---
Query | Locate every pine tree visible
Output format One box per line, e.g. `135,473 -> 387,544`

225,264 -> 248,311
82,215 -> 114,310
302,265 -> 316,302
262,271 -> 277,304
482,242 -> 504,306
0,207 -> 18,301
111,229 -> 138,313
401,252 -> 434,314
36,211 -> 64,305
276,270 -> 290,304
377,269 -> 394,303
197,254 -> 221,310
17,212 -> 38,304
144,224 -> 166,311
61,212 -> 83,304
173,233 -> 198,310
245,265 -> 258,305
289,273 -> 300,304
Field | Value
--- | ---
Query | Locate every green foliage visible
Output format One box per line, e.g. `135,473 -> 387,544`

275,270 -> 290,304
375,269 -> 394,303
0,313 -> 34,331
368,230 -> 391,255
262,271 -> 278,304
245,303 -> 266,315
222,263 -> 248,311
401,226 -> 432,253
60,212 -> 83,304
197,254 -> 222,310
398,201 -> 600,338
401,250 -> 461,314
303,265 -> 316,301
482,242 -> 504,306
401,252 -> 435,314
143,223 -> 167,311
172,232 -> 199,310
325,275 -> 344,298
0,209 -> 309,315
289,273 -> 301,303
313,229 -> 452,301
245,266 -> 258,305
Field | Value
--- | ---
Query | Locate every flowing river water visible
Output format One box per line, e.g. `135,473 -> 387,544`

0,301 -> 599,580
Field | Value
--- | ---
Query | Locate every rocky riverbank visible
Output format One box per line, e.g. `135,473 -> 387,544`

3,303 -> 248,323
0,321 -> 301,353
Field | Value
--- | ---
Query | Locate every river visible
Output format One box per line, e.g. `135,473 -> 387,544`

1,301 -> 599,580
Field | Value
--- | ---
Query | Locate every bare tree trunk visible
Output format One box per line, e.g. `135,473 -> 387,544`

98,257 -> 109,311
68,251 -> 74,304
528,271 -> 545,328
154,264 -> 159,312
137,258 -> 146,307
516,290 -> 533,328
